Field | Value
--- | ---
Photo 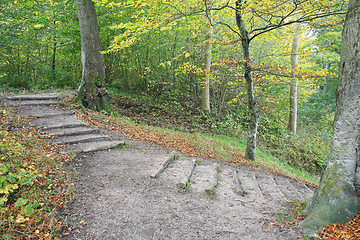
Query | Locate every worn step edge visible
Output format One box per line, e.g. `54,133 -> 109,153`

6,93 -> 61,100
27,110 -> 75,118
273,177 -> 303,201
5,100 -> 59,106
205,163 -> 219,194
268,176 -> 288,201
177,159 -> 197,188
41,128 -> 98,137
150,152 -> 177,179
40,123 -> 85,130
252,173 -> 265,199
51,134 -> 109,145
233,168 -> 246,196
59,141 -> 125,154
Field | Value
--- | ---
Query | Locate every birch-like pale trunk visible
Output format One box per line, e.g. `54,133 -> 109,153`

300,0 -> 360,235
75,0 -> 112,113
289,22 -> 301,134
202,5 -> 213,113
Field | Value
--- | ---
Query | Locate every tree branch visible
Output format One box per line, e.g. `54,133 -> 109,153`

249,11 -> 346,42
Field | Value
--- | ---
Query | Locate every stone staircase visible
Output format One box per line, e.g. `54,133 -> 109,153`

153,153 -> 315,203
3,92 -> 317,239
4,93 -> 124,154
3,92 -> 316,203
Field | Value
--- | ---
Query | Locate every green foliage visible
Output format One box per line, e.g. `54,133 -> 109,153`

265,130 -> 331,175
0,0 -> 80,91
1,0 -> 342,179
0,108 -> 72,238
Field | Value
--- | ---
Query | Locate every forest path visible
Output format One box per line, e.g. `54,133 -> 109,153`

4,93 -> 315,239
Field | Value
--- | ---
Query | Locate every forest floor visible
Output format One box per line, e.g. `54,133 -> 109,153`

4,92 -> 317,240
2,91 -> 359,239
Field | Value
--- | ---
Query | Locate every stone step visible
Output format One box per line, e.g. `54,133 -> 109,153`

42,126 -> 98,137
288,179 -> 316,200
272,176 -> 304,201
190,163 -> 218,194
151,156 -> 202,192
5,100 -> 59,106
5,93 -> 61,101
18,105 -> 74,118
59,140 -> 125,154
215,166 -> 242,199
254,172 -> 288,203
50,133 -> 109,145
236,168 -> 265,202
31,114 -> 84,129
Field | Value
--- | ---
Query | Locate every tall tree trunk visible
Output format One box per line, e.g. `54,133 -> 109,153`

236,1 -> 259,161
288,22 -> 301,134
217,80 -> 228,117
52,20 -> 57,76
75,0 -> 112,113
202,12 -> 212,113
300,0 -> 360,235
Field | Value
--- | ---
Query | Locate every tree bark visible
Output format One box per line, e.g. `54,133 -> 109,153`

75,0 -> 112,113
201,4 -> 213,113
236,1 -> 259,161
289,22 -> 301,134
300,0 -> 360,235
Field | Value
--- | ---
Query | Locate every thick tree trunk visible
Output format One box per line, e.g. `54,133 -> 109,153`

201,7 -> 212,113
289,22 -> 301,134
300,0 -> 360,235
75,0 -> 112,113
236,1 -> 259,161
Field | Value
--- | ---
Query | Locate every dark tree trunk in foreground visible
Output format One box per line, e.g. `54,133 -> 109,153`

300,0 -> 360,235
75,0 -> 112,112
236,1 -> 259,161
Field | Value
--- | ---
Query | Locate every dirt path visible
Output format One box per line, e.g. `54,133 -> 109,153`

5,93 -> 315,239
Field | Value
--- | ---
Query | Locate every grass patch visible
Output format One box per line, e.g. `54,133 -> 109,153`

68,101 -> 320,186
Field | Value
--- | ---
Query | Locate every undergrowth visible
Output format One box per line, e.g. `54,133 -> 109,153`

67,97 -> 320,186
108,90 -> 331,177
0,108 -> 73,239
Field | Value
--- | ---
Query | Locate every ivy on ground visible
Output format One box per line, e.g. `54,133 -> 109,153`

0,108 -> 73,239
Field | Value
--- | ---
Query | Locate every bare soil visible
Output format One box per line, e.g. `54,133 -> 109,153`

4,93 -> 313,240
59,134 -> 310,239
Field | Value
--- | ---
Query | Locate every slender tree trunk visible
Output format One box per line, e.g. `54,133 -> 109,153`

217,80 -> 228,117
17,46 -> 21,76
202,8 -> 212,113
300,0 -> 360,235
289,22 -> 301,134
52,20 -> 57,75
236,1 -> 259,161
75,0 -> 112,113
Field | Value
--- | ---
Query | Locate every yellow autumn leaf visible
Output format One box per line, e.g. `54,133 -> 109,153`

16,215 -> 26,223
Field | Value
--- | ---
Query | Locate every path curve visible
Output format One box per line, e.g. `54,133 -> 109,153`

4,93 -> 315,239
